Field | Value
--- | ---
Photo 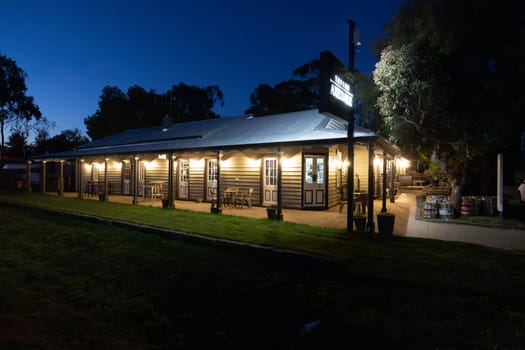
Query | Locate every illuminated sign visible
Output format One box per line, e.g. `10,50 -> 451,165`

330,75 -> 353,107
319,51 -> 354,119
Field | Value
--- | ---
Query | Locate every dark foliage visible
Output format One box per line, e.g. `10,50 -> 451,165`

84,83 -> 224,140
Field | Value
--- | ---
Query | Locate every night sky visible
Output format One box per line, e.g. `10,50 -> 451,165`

1,0 -> 403,137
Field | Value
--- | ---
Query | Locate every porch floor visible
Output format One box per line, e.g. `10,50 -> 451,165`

66,191 -> 410,230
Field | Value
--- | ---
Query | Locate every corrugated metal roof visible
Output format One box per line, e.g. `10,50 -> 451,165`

31,109 -> 377,159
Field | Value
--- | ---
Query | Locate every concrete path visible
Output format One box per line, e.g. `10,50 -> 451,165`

387,193 -> 525,250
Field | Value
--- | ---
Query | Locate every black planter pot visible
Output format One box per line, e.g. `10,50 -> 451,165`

377,214 -> 395,236
210,207 -> 222,214
353,216 -> 367,232
266,207 -> 283,220
162,199 -> 169,208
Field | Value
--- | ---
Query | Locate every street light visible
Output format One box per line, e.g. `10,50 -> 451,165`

346,20 -> 358,234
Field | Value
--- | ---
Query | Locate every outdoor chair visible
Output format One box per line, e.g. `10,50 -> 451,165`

339,186 -> 348,213
237,188 -> 253,208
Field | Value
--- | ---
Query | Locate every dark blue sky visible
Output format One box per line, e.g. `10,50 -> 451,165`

1,0 -> 402,137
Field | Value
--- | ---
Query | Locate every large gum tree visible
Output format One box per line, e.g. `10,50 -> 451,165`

373,0 -> 525,209
0,54 -> 41,159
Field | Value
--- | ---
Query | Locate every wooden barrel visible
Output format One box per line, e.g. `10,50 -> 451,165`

423,201 -> 437,219
460,196 -> 473,216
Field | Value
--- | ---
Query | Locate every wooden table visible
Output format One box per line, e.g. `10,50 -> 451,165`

223,188 -> 238,207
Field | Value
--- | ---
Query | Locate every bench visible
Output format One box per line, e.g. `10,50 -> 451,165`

423,185 -> 451,196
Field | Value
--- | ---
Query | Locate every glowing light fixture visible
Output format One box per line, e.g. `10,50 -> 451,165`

373,155 -> 382,168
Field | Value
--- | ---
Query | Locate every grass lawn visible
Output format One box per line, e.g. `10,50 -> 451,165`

1,195 -> 525,349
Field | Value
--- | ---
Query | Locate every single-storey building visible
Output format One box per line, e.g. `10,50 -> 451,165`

27,51 -> 408,233
28,109 -> 406,213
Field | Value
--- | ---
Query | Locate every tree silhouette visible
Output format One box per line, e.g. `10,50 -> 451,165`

85,83 -> 224,140
0,54 -> 41,159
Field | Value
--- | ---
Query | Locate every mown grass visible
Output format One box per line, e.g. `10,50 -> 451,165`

0,192 -> 348,256
1,193 -> 525,349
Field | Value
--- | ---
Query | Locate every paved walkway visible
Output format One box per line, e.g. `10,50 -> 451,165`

85,192 -> 525,250
385,193 -> 525,250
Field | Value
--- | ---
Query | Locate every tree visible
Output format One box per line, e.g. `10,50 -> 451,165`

245,60 -> 319,116
34,128 -> 89,155
6,130 -> 29,158
0,54 -> 42,159
373,0 -> 525,208
245,59 -> 376,128
84,83 -> 224,140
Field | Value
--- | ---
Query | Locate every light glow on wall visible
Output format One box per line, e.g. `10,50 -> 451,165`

396,158 -> 409,173
373,155 -> 382,168
221,158 -> 232,167
247,158 -> 260,167
281,156 -> 297,169
113,161 -> 122,170
190,158 -> 205,168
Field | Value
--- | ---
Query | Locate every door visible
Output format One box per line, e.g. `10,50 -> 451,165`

263,157 -> 278,206
206,158 -> 217,201
303,155 -> 326,208
178,159 -> 189,199
138,161 -> 146,196
122,161 -> 131,195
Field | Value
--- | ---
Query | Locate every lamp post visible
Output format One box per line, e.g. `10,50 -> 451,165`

346,19 -> 358,234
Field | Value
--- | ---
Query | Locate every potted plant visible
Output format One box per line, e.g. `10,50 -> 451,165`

98,191 -> 106,201
377,212 -> 395,236
266,205 -> 277,219
266,206 -> 283,220
353,215 -> 367,232
161,196 -> 170,208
